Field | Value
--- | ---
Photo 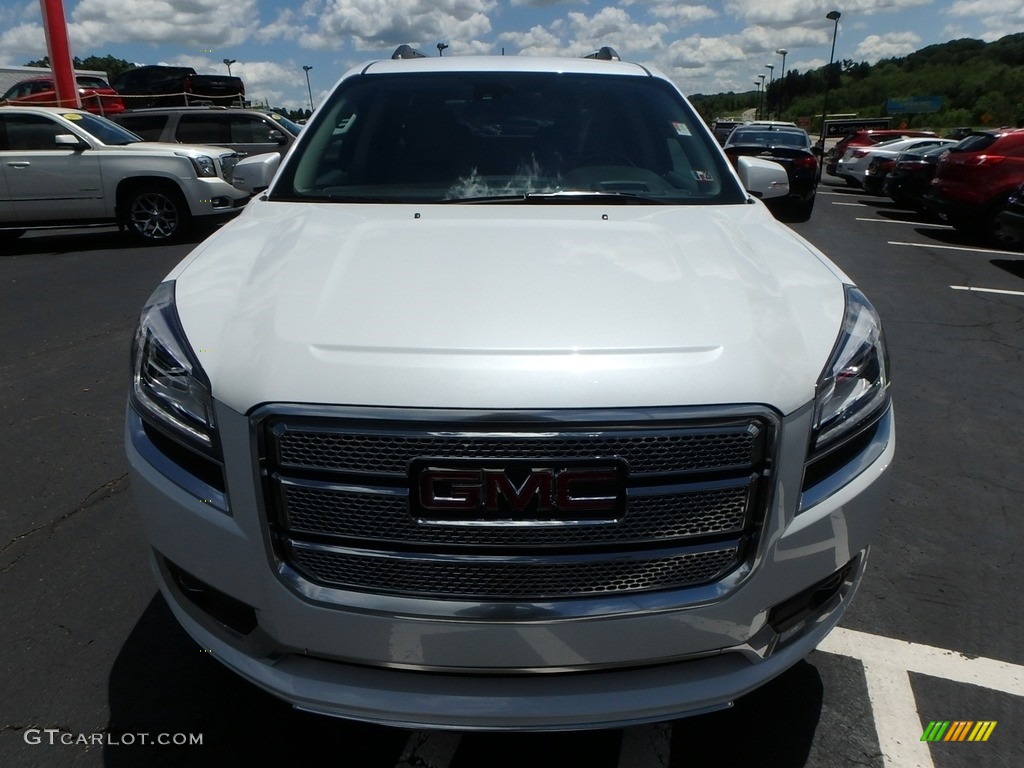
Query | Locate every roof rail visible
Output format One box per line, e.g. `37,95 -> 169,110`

584,47 -> 620,61
392,45 -> 428,60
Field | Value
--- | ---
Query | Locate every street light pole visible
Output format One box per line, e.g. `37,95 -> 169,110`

765,64 -> 774,117
223,58 -> 236,77
758,74 -> 766,120
437,42 -> 449,56
775,48 -> 788,120
819,11 -> 842,155
302,65 -> 314,113
753,79 -> 762,121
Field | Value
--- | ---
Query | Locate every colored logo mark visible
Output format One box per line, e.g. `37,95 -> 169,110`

921,721 -> 996,742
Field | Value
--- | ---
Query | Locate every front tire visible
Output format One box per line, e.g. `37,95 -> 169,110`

123,184 -> 191,243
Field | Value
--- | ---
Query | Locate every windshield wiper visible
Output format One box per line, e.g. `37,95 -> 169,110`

442,191 -> 670,205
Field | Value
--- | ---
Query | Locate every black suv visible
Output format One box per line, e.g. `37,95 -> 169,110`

112,107 -> 299,159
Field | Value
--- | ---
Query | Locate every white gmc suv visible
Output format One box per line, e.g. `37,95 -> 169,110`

126,50 -> 894,730
0,106 -> 247,242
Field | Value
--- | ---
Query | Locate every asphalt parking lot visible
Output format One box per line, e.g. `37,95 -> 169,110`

1,181 -> 1022,767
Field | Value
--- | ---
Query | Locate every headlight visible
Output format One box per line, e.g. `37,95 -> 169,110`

130,281 -> 217,456
181,153 -> 217,178
812,286 -> 890,453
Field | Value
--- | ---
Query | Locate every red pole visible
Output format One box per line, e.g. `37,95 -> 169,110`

39,0 -> 80,108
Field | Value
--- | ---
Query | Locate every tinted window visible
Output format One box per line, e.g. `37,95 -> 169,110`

274,72 -> 741,205
0,114 -> 67,150
952,134 -> 997,153
176,115 -> 231,144
728,130 -> 809,148
116,114 -> 169,141
76,76 -> 111,89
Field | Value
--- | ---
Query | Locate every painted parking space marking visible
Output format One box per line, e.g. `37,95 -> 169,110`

832,201 -> 874,206
819,626 -> 1024,768
950,285 -> 1024,297
856,217 -> 954,229
888,240 -> 1022,256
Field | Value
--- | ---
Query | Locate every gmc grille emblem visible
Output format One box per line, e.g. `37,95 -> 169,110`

411,460 -> 626,522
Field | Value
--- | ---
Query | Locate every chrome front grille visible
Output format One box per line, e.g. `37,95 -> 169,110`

219,152 -> 238,184
258,407 -> 775,601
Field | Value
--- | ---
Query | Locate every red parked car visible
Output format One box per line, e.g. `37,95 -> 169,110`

0,75 -> 125,116
924,129 -> 1024,234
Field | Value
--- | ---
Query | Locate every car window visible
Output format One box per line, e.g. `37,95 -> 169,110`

275,72 -> 741,205
729,130 -> 808,148
75,76 -> 111,89
952,134 -> 997,153
176,115 -> 231,145
228,116 -> 280,143
0,114 -> 68,150
115,114 -> 169,141
66,112 -> 141,145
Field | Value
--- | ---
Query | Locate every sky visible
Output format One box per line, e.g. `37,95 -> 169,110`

0,0 -> 1022,112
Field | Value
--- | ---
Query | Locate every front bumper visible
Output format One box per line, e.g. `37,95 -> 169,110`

126,401 -> 894,730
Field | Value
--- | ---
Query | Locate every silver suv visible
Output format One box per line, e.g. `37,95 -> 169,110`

0,107 -> 247,242
112,106 -> 300,160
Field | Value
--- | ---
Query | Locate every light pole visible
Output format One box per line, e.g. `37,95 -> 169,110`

753,79 -> 762,121
775,48 -> 788,120
223,58 -> 236,76
757,74 -> 766,120
302,65 -> 314,113
765,63 -> 774,116
819,11 -> 842,156
437,42 -> 449,56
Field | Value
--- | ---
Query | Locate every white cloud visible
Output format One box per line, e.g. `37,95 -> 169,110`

70,0 -> 260,49
0,23 -> 45,63
312,0 -> 496,49
854,31 -> 922,61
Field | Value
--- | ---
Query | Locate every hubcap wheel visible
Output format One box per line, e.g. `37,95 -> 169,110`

130,192 -> 179,240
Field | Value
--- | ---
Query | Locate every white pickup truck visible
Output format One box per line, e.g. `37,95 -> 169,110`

0,106 -> 247,242
126,49 -> 894,730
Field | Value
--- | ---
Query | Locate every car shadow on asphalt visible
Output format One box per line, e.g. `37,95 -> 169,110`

105,594 -> 826,768
2,226 -> 218,257
104,594 -> 407,767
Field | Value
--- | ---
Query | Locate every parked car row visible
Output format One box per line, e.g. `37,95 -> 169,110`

843,126 -> 1024,248
0,65 -> 245,116
0,106 -> 248,243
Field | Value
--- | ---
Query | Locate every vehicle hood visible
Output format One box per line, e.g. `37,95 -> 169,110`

170,201 -> 848,414
121,141 -> 236,157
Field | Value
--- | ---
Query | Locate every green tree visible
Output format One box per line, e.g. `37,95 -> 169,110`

23,54 -> 133,79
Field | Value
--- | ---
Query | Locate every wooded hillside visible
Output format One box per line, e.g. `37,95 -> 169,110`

690,33 -> 1024,133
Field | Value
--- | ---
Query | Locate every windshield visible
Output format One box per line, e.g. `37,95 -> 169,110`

271,71 -> 743,205
265,112 -> 303,136
728,130 -> 809,148
64,112 -> 142,145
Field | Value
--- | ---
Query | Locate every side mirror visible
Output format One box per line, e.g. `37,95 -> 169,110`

268,129 -> 287,145
55,133 -> 87,150
735,156 -> 790,200
232,152 -> 281,194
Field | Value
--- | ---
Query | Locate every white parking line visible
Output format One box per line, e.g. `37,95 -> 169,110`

832,201 -> 872,206
819,627 -> 1024,768
856,217 -> 954,229
951,285 -> 1024,297
889,240 -> 1022,256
